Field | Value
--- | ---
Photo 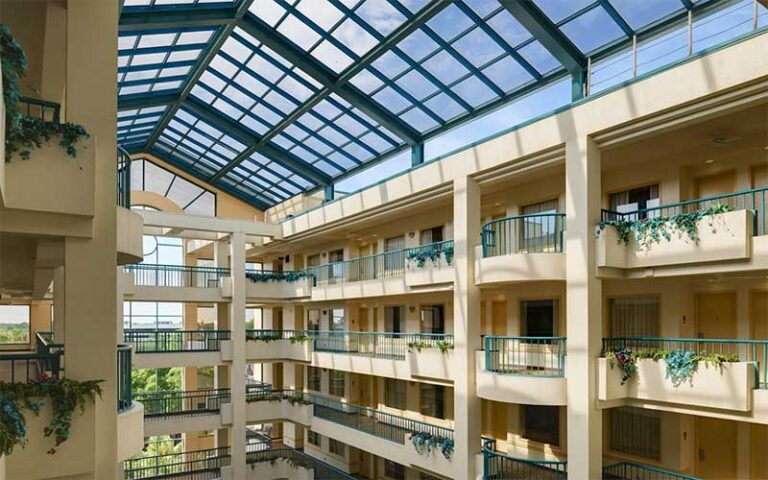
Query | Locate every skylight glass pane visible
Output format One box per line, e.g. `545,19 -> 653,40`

560,6 -> 627,54
533,0 -> 594,24
608,0 -> 684,30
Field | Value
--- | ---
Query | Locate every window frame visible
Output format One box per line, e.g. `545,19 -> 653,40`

0,304 -> 31,347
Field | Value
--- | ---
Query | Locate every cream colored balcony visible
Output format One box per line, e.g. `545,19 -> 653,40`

0,98 -> 96,224
123,264 -> 230,303
307,241 -> 454,301
475,214 -> 566,285
596,189 -> 768,278
123,329 -> 229,368
599,337 -> 768,423
243,269 -> 313,300
476,336 -> 567,405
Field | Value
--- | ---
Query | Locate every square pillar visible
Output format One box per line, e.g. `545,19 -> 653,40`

53,266 -> 65,343
282,304 -> 304,448
565,136 -> 603,479
452,175 -> 482,478
228,233 -> 247,477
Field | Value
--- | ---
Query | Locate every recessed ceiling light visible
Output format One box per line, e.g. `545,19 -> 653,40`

705,159 -> 715,164
494,202 -> 502,206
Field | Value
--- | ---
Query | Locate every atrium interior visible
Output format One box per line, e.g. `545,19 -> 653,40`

2,0 -> 768,479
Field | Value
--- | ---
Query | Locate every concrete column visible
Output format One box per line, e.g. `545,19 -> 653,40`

565,136 -> 603,479
62,1 -> 118,477
52,266 -> 65,343
116,267 -> 125,342
229,233 -> 247,478
452,175 -> 482,478
282,304 -> 303,448
214,239 -> 230,451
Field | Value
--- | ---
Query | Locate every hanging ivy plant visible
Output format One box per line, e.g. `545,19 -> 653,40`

597,203 -> 732,250
407,431 -> 454,459
0,25 -> 89,162
407,340 -> 453,354
245,270 -> 310,283
0,375 -> 102,456
246,392 -> 311,406
604,347 -> 739,387
406,245 -> 454,268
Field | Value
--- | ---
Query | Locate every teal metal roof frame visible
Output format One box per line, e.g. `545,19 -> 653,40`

118,0 -> 732,210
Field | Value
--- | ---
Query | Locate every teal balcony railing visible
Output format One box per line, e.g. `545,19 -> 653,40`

124,329 -> 230,353
311,393 -> 454,446
603,337 -> 768,389
0,332 -> 66,382
306,240 -> 453,285
135,389 -> 231,418
246,447 -> 356,479
117,344 -> 133,413
313,331 -> 454,360
245,269 -> 311,282
404,239 -> 454,268
245,328 -> 308,341
117,146 -> 131,208
19,96 -> 61,123
600,185 -> 768,236
485,336 -> 566,377
483,438 -> 567,480
123,446 -> 231,480
482,213 -> 565,258
124,264 -> 231,288
602,462 -> 699,480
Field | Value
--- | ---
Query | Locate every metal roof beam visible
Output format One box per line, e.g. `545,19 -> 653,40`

499,0 -> 586,73
239,15 -> 422,146
141,0 -> 254,154
119,6 -> 238,31
118,92 -> 181,111
245,0 -> 450,159
183,98 -> 332,186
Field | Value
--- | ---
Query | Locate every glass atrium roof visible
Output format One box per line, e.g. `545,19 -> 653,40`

118,0 -> 738,210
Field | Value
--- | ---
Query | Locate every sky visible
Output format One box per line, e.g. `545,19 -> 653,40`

0,305 -> 30,325
117,0 -> 768,208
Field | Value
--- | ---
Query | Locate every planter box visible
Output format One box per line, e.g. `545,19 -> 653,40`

405,257 -> 454,287
596,210 -> 753,269
223,339 -> 312,363
2,137 -> 96,216
598,357 -> 755,411
408,348 -> 453,381
475,351 -> 567,405
245,277 -> 312,299
221,400 -> 311,426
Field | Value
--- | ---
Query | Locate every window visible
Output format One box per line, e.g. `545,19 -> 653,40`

385,306 -> 404,334
331,308 -> 345,331
130,158 -> 216,216
384,378 -> 407,410
0,305 -> 30,345
420,384 -> 446,419
522,405 -> 559,446
384,460 -> 405,480
609,184 -> 660,220
328,249 -> 344,283
307,367 -> 321,391
384,236 -> 405,273
610,407 -> 661,460
420,226 -> 444,244
124,301 -> 183,330
307,254 -> 321,267
245,307 -> 262,330
521,300 -> 558,337
609,297 -> 660,337
520,199 -> 560,252
307,309 -> 321,331
307,430 -> 321,447
420,305 -> 445,334
329,438 -> 345,456
329,370 -> 345,397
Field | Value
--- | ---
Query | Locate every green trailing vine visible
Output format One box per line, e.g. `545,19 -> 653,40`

289,334 -> 313,344
248,451 -> 318,471
245,271 -> 310,283
0,25 -> 89,162
246,392 -> 312,406
597,203 -> 732,250
407,340 -> 454,354
604,348 -> 739,387
0,375 -> 102,455
245,333 -> 313,343
408,431 -> 454,459
406,245 -> 454,268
